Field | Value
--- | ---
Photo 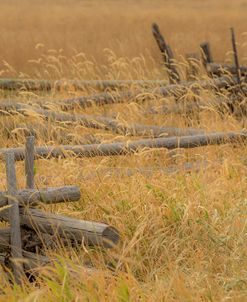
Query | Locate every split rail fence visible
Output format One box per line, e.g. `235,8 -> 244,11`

0,136 -> 119,283
0,24 -> 247,283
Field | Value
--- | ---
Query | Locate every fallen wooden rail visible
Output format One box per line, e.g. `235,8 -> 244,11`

41,76 -> 237,110
0,208 -> 120,248
0,101 -> 204,137
0,130 -> 246,161
207,63 -> 247,76
0,228 -> 98,275
0,78 -> 169,91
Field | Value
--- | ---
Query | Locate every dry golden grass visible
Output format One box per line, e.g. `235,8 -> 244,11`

0,0 -> 246,301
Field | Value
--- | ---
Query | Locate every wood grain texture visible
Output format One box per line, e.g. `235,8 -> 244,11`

0,76 -> 233,112
0,101 -> 204,137
25,136 -> 35,189
0,78 -> 169,91
152,23 -> 180,84
0,229 -> 95,274
0,208 -> 120,248
0,130 -> 246,162
0,186 -> 81,207
5,152 -> 24,283
46,75 -> 237,109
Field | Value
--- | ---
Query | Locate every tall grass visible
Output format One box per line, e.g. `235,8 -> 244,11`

0,0 -> 246,301
0,0 -> 247,77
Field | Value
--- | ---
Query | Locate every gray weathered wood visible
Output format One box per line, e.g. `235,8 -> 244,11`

0,130 -> 246,162
25,136 -> 35,189
152,23 -> 180,84
2,77 -> 233,111
47,76 -> 237,110
0,209 -> 120,248
207,63 -> 247,76
0,251 -> 96,276
0,227 -> 51,256
2,121 -> 101,145
230,27 -> 242,87
0,101 -> 204,137
0,227 -> 42,252
0,230 -> 102,276
0,78 -> 169,91
0,228 -> 96,274
5,152 -> 24,283
0,186 -> 81,207
200,42 -> 213,68
0,250 -> 51,272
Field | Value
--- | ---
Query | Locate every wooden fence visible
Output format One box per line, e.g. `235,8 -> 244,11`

0,136 -> 120,283
0,131 -> 246,162
0,25 -> 246,284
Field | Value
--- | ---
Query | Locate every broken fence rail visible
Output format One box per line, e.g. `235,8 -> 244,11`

0,208 -> 120,249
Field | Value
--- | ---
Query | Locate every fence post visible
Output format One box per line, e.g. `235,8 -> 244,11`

5,152 -> 24,284
230,28 -> 241,87
200,42 -> 213,69
152,22 -> 180,84
25,136 -> 35,189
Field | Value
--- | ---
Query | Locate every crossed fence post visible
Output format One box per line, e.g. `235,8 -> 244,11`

4,136 -> 35,283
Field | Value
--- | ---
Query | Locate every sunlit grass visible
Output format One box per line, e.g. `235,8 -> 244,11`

0,0 -> 246,301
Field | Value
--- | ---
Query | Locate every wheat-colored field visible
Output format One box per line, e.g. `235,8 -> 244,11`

0,0 -> 247,301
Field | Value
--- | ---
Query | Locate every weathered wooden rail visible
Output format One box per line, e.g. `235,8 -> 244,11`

0,131 -> 246,162
0,136 -> 120,281
0,101 -> 204,137
0,208 -> 119,248
207,63 -> 247,76
0,78 -> 169,91
26,75 -> 237,111
0,186 -> 81,207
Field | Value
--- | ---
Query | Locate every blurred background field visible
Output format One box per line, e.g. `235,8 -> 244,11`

1,0 -> 247,78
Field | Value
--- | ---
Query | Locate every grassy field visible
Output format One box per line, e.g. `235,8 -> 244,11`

0,0 -> 247,301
